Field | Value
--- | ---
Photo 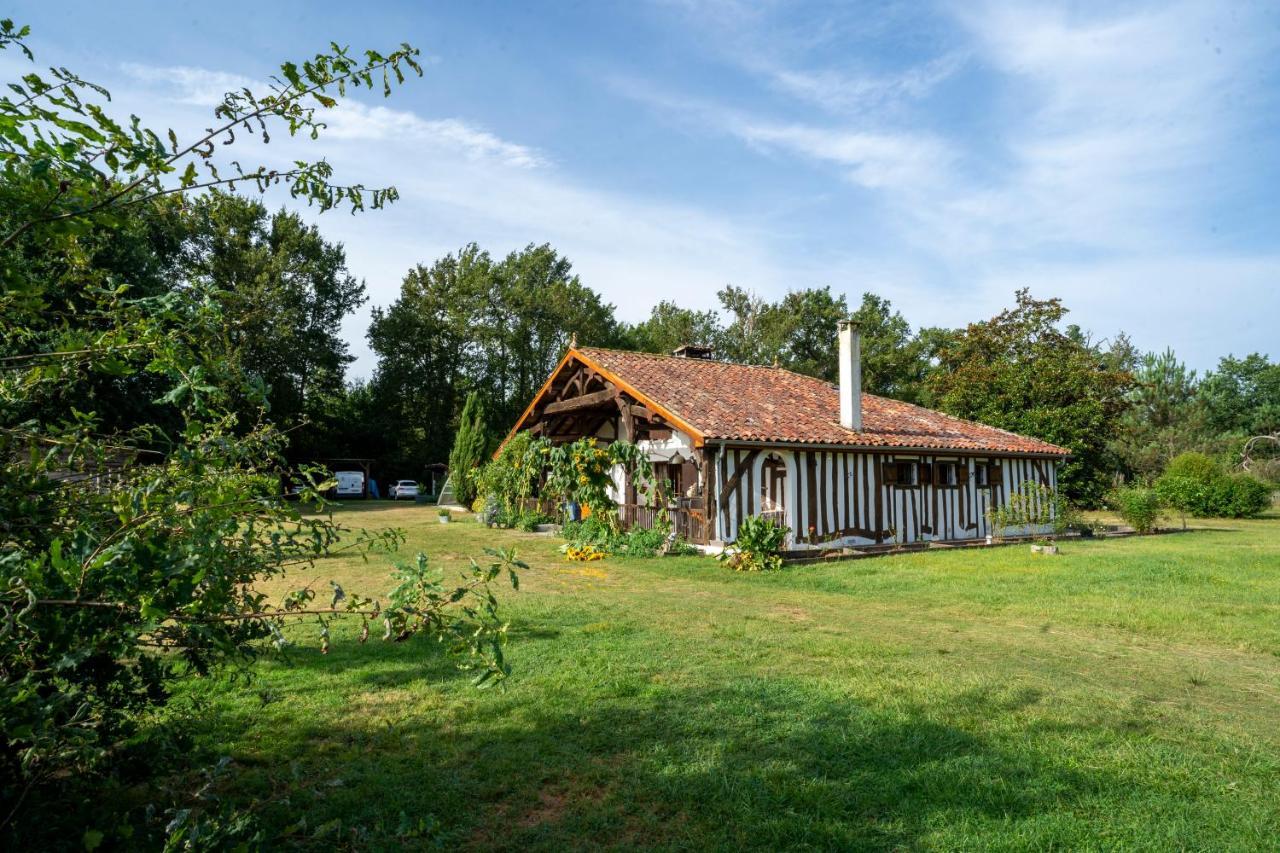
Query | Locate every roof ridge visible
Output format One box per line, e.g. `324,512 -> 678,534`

577,345 -> 846,378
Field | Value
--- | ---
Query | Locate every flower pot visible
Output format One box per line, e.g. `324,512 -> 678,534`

437,515 -> 451,524
1030,544 -> 1058,555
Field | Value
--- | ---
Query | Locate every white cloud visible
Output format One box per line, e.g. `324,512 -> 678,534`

617,1 -> 1280,369
644,1 -> 1274,262
928,0 -> 1268,256
120,62 -> 253,105
734,121 -> 954,190
611,78 -> 954,193
760,51 -> 967,115
120,62 -> 545,169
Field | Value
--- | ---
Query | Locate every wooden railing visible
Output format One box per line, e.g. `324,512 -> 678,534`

618,502 -> 659,531
617,497 -> 710,545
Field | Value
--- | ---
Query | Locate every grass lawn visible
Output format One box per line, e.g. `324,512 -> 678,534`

183,503 -> 1280,850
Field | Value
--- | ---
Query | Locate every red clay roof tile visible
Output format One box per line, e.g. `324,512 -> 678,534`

574,347 -> 1070,457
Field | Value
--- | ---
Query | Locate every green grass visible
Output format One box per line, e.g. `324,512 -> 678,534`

183,504 -> 1280,850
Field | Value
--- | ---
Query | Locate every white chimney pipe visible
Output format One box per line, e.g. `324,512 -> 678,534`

838,320 -> 862,431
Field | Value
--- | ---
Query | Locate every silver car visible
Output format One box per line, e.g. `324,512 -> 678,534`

390,479 -> 420,500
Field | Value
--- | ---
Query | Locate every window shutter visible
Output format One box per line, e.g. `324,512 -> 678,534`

988,464 -> 1003,486
956,464 -> 969,485
882,462 -> 899,484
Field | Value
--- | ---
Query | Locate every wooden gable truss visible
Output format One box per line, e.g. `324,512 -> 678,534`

502,351 -> 704,449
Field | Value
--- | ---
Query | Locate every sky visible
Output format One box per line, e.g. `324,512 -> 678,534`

8,0 -> 1280,377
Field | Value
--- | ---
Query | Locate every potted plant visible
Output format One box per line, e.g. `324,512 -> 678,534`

437,508 -> 451,524
1030,538 -> 1059,555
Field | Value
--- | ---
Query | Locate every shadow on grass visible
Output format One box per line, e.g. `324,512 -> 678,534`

208,677 -> 1130,851
222,617 -> 567,705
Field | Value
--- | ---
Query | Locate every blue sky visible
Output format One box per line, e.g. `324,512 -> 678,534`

8,1 -> 1280,376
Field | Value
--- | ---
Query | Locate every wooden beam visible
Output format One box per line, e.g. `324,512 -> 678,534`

542,387 -> 617,415
630,404 -> 663,422
616,394 -> 635,441
717,448 -> 760,514
704,448 -> 717,540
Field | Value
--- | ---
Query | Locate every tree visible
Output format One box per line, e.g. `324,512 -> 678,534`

369,243 -> 619,472
0,24 -> 516,844
450,391 -> 489,504
1200,354 -> 1280,438
1109,348 -> 1208,479
0,194 -> 192,440
621,300 -> 722,356
479,244 -> 620,430
715,285 -> 774,366
180,192 -> 367,451
926,290 -> 1133,505
848,293 -> 928,401
773,286 -> 849,381
716,284 -> 849,380
368,245 -> 489,474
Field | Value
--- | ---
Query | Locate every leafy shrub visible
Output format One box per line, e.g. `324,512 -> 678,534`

561,518 -> 678,558
0,23 -> 498,844
615,525 -> 669,556
1155,452 -> 1273,518
476,431 -> 541,518
719,515 -> 789,572
1217,474 -> 1273,517
541,438 -> 657,529
513,510 -> 553,532
1108,486 -> 1163,533
1162,452 -> 1221,482
985,481 -> 1077,539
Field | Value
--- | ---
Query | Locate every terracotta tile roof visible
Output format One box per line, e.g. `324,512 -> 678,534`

574,347 -> 1070,457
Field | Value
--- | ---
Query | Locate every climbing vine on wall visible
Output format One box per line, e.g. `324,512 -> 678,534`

481,434 -> 660,529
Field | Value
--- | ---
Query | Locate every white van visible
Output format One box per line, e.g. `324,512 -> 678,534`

334,470 -> 365,498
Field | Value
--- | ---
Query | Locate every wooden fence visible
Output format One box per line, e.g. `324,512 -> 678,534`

618,497 -> 710,545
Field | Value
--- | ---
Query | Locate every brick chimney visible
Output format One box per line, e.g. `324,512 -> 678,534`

671,344 -> 714,359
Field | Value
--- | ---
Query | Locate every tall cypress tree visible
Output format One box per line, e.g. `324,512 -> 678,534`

449,391 -> 488,504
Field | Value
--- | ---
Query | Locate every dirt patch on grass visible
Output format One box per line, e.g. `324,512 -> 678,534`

771,605 -> 812,622
517,788 -> 572,828
513,768 -> 616,829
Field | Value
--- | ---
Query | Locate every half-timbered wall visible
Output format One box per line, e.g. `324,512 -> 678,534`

711,447 -> 1058,548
